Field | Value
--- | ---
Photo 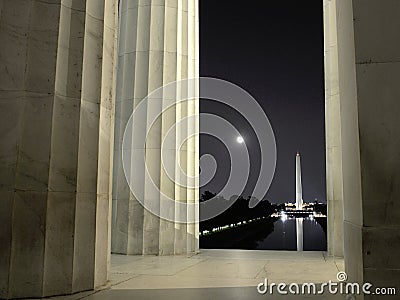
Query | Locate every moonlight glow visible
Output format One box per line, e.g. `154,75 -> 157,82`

236,136 -> 244,144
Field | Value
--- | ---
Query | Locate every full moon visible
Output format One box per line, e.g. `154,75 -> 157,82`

236,136 -> 244,144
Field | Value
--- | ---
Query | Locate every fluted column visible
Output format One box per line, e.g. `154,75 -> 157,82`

0,0 -> 118,298
112,0 -> 199,256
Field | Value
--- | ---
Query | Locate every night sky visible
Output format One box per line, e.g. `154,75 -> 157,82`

199,1 -> 326,204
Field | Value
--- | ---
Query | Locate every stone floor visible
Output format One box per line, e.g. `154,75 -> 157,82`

28,249 -> 345,300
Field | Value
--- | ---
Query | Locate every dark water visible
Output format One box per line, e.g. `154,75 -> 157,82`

200,217 -> 326,251
256,218 -> 326,251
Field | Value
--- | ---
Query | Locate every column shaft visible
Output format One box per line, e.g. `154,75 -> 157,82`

112,0 -> 199,256
323,0 -> 345,258
327,0 -> 400,295
0,0 -> 118,298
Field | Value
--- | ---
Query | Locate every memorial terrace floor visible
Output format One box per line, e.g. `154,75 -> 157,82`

29,249 -> 345,300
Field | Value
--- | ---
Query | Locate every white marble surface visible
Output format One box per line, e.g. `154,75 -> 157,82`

326,0 -> 400,294
109,250 -> 343,290
0,0 -> 118,298
353,0 -> 400,63
112,0 -> 200,256
323,0 -> 344,259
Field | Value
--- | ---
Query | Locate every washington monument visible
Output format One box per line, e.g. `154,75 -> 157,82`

296,152 -> 304,210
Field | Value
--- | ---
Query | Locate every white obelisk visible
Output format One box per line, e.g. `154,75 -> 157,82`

296,152 -> 303,210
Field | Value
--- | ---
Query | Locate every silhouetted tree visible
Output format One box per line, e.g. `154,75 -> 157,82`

200,190 -> 216,202
199,191 -> 278,232
314,203 -> 327,215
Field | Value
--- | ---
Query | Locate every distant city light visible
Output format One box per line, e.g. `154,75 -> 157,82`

281,212 -> 288,222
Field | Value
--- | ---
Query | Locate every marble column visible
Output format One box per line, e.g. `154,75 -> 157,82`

323,0 -> 345,258
0,0 -> 118,298
112,0 -> 199,255
325,0 -> 400,296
